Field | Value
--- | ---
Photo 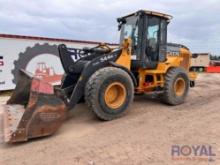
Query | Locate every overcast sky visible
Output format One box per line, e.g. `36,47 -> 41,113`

0,0 -> 220,54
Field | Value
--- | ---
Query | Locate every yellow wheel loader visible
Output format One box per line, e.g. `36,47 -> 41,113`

1,10 -> 197,143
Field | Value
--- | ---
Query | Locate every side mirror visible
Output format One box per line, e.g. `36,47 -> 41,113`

117,18 -> 126,31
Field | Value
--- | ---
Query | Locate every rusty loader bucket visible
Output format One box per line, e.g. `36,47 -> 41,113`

0,70 -> 66,143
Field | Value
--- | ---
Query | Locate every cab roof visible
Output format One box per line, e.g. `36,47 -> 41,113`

118,10 -> 173,21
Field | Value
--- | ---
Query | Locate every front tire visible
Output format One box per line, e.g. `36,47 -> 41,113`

161,67 -> 189,105
85,67 -> 134,120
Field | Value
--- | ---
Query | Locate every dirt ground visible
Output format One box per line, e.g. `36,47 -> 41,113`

0,73 -> 220,165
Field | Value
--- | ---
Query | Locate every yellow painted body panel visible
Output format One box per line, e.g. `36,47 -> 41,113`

114,39 -> 197,93
189,71 -> 198,81
115,38 -> 132,69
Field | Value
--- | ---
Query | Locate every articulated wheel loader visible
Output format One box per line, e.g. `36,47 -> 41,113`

1,10 -> 197,143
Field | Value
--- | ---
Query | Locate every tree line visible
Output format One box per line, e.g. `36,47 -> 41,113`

210,55 -> 220,60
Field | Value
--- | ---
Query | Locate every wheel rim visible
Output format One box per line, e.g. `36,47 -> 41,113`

104,82 -> 126,109
174,77 -> 186,96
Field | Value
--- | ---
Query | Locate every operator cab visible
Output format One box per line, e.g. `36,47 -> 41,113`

118,10 -> 172,69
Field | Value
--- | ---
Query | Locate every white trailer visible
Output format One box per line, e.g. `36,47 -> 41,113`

191,53 -> 210,72
0,34 -> 117,91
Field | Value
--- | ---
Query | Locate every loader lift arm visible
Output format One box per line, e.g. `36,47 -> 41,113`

57,41 -> 135,110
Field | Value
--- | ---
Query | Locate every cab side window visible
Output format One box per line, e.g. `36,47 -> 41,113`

146,17 -> 160,61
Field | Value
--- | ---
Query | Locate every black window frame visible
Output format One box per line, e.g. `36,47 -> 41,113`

139,15 -> 168,65
119,15 -> 141,57
118,11 -> 168,69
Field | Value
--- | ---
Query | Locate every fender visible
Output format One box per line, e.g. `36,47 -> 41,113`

109,61 -> 137,87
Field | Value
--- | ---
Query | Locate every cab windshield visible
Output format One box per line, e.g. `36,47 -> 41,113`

119,16 -> 139,54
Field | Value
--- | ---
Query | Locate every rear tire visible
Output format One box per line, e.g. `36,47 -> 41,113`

161,67 -> 189,105
85,67 -> 134,120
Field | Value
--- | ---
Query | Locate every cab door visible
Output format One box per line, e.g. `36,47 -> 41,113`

146,16 -> 160,62
145,16 -> 167,66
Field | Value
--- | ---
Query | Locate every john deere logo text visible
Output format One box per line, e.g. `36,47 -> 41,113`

171,145 -> 216,162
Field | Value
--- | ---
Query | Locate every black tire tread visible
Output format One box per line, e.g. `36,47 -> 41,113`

85,67 -> 134,120
161,67 -> 189,105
